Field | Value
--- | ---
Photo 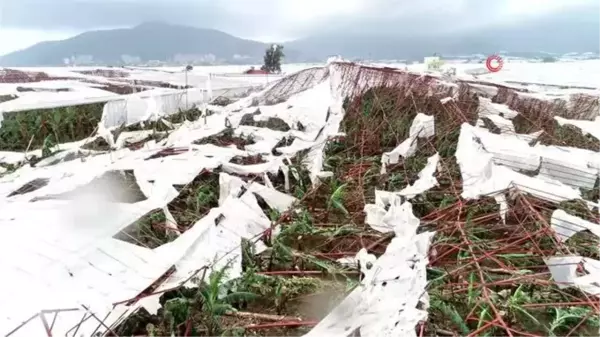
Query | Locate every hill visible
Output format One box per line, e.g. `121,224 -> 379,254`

0,22 -> 302,66
2,4 -> 598,67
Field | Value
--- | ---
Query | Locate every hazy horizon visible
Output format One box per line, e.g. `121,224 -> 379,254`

1,0 -> 597,55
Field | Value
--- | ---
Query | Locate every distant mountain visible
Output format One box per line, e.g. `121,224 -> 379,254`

2,5 -> 599,67
0,22 -> 303,66
288,4 -> 600,61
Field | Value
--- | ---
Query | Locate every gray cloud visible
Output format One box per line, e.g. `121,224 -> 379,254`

0,0 -> 597,40
0,0 -> 222,29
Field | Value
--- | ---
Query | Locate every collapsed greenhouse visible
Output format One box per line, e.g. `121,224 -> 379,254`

0,61 -> 599,336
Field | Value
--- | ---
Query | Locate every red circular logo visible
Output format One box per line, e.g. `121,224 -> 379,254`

486,55 -> 504,72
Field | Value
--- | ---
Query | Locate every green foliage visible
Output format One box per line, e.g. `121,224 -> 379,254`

41,135 -> 58,157
261,44 -> 285,74
163,297 -> 192,334
0,103 -> 104,151
327,180 -> 349,216
197,263 -> 257,335
430,298 -> 470,335
157,263 -> 258,336
549,307 -> 599,336
289,152 -> 312,199
238,268 -> 320,315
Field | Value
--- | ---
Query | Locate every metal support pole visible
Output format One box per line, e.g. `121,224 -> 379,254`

185,70 -> 189,110
40,313 -> 53,337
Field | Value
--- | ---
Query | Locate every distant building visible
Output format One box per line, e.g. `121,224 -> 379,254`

68,54 -> 94,66
121,54 -> 142,64
233,54 -> 252,60
173,53 -> 216,64
424,56 -> 444,71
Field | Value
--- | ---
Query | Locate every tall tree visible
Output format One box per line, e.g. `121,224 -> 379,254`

261,44 -> 284,73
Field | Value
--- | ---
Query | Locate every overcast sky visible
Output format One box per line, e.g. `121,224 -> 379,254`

0,0 -> 596,55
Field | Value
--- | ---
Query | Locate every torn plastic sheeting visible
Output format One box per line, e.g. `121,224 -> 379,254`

0,136 -> 102,166
34,147 -> 101,168
337,247 -> 377,269
495,194 -> 509,224
478,97 -> 519,119
52,238 -> 172,311
155,173 -> 296,291
165,118 -> 228,147
292,122 -> 342,185
489,148 -> 540,172
305,146 -> 327,185
545,256 -> 600,297
163,205 -> 180,235
234,125 -> 290,154
274,136 -> 319,158
364,154 -> 440,223
0,150 -> 172,203
381,136 -> 417,174
0,157 -> 115,202
2,182 -> 178,258
258,67 -> 330,106
551,209 -> 600,241
0,204 -> 177,336
255,81 -> 334,134
152,208 -> 223,290
246,181 -> 297,211
7,286 -> 155,337
0,261 -> 82,337
218,171 -> 246,206
131,150 -> 233,189
0,167 -> 182,318
0,139 -> 143,196
39,304 -> 133,337
101,88 -> 208,130
534,144 -> 600,190
114,130 -> 164,149
472,126 -> 540,172
222,156 -> 286,180
538,157 -> 597,190
305,231 -> 434,337
457,123 -> 582,203
363,189 -> 397,228
535,144 -> 600,172
218,172 -> 297,211
0,65 -> 326,336
476,114 -> 515,134
186,143 -> 247,158
0,151 -> 29,165
473,126 -> 597,189
409,113 -> 435,139
154,186 -> 274,291
544,256 -> 582,289
514,130 -> 544,143
398,153 -> 440,199
381,113 -> 435,174
364,193 -> 421,235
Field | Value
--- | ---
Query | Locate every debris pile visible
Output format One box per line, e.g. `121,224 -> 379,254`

0,62 -> 598,337
0,68 -> 53,83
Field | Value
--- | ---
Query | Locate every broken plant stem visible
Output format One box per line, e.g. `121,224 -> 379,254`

226,311 -> 302,322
